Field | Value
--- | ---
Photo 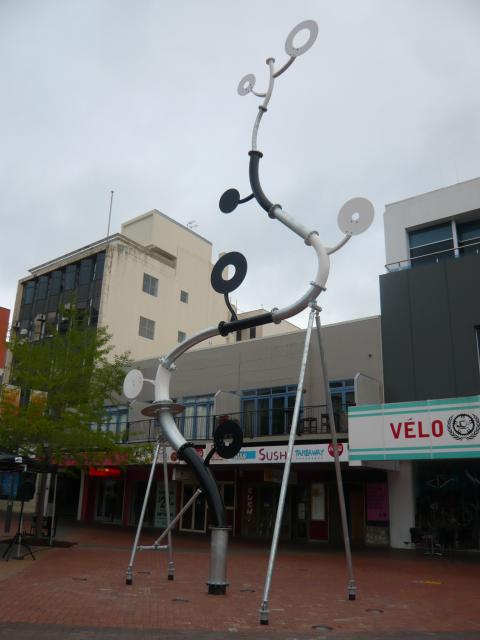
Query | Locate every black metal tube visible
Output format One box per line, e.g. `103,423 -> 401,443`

218,312 -> 273,337
248,151 -> 274,213
181,446 -> 227,527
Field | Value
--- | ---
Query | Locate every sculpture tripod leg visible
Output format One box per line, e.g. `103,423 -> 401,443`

314,306 -> 356,600
125,440 -> 161,585
259,306 -> 315,625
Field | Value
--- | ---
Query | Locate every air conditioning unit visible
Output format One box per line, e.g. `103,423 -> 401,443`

19,329 -> 28,336
36,314 -> 46,321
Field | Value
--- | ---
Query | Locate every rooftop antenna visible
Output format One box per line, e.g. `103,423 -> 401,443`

107,190 -> 114,237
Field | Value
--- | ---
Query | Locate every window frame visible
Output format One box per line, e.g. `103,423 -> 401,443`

139,316 -> 155,340
142,273 -> 159,297
180,290 -> 189,304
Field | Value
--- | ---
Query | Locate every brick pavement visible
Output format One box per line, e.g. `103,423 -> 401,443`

0,522 -> 479,638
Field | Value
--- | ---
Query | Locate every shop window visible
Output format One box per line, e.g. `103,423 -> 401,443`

142,273 -> 158,297
241,386 -> 298,437
139,316 -> 155,340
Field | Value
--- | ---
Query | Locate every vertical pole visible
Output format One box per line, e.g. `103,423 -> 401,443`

314,308 -> 357,600
162,443 -> 175,580
125,440 -> 161,585
259,307 -> 315,625
107,190 -> 114,237
49,472 -> 58,546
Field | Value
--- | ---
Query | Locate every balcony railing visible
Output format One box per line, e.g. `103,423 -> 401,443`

123,405 -> 348,444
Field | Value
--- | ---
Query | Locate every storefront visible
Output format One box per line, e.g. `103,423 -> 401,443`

80,441 -> 388,547
349,395 -> 480,550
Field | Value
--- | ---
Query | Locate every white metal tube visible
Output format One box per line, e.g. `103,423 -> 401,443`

252,58 -> 276,150
326,233 -> 352,255
259,308 -> 315,624
158,409 -> 187,452
162,444 -> 175,579
272,232 -> 330,323
154,488 -> 202,546
163,325 -> 219,368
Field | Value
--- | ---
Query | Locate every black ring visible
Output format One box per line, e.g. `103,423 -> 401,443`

219,189 -> 240,214
213,420 -> 243,459
211,252 -> 247,294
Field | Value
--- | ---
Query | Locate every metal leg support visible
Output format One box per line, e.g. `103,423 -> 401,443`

162,444 -> 175,580
259,308 -> 315,624
314,307 -> 357,600
207,526 -> 229,595
125,440 -> 161,585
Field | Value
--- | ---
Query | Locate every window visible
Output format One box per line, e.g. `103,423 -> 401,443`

476,328 -> 480,380
408,222 -> 454,267
78,258 -> 94,286
35,276 -> 48,301
139,316 -> 155,340
94,252 -> 105,281
458,220 -> 480,256
249,327 -> 256,339
236,330 -> 242,342
180,290 -> 189,304
142,273 -> 158,297
241,386 -> 298,437
64,265 -> 77,291
97,406 -> 128,436
48,271 -> 62,296
177,395 -> 214,440
177,330 -> 186,343
329,379 -> 354,432
23,281 -> 35,305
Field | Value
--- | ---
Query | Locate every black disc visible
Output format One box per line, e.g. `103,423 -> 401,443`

213,420 -> 243,459
211,251 -> 247,294
219,189 -> 240,213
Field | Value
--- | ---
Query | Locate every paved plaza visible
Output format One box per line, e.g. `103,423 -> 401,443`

0,522 -> 479,639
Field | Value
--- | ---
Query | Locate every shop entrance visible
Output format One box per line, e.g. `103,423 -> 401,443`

242,483 -> 291,539
95,478 -> 124,524
180,483 -> 207,533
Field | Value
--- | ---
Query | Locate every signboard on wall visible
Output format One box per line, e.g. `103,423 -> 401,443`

154,485 -> 176,528
166,443 -> 348,466
365,482 -> 389,522
349,395 -> 480,461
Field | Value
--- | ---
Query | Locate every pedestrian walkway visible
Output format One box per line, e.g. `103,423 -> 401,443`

0,521 -> 479,638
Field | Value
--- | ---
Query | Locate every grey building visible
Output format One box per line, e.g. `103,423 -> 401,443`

80,315 -> 386,546
357,178 -> 480,550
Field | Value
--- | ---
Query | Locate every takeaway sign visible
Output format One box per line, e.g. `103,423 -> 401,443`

166,443 -> 348,465
348,395 -> 480,461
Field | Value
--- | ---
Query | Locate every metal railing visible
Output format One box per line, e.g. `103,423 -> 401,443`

385,239 -> 480,272
123,405 -> 348,443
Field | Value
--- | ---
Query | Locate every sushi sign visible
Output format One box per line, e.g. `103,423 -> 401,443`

348,395 -> 480,461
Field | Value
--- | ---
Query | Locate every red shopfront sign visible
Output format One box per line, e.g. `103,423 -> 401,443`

88,466 -> 121,477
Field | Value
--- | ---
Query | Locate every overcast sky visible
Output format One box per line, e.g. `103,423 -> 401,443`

1,0 -> 480,330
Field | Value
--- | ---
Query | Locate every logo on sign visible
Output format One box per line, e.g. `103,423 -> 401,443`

447,413 -> 480,440
328,443 -> 344,457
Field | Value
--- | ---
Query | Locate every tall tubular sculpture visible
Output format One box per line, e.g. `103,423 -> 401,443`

123,19 -> 374,609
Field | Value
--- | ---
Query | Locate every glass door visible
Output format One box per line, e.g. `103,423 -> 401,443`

180,483 -> 207,533
95,478 -> 124,524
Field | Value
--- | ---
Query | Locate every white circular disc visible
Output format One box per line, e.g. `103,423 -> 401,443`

123,369 -> 144,399
337,197 -> 374,235
237,73 -> 256,96
285,20 -> 318,57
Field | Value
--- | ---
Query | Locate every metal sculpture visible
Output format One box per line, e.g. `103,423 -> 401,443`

123,18 -> 374,621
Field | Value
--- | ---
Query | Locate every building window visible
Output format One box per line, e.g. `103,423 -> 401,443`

178,330 -> 186,343
236,330 -> 242,342
249,327 -> 256,339
98,406 -> 128,435
23,281 -> 35,305
177,395 -> 214,440
408,222 -> 454,267
180,290 -> 189,304
241,386 -> 298,437
139,316 -> 155,340
142,273 -> 158,297
457,220 -> 480,256
63,265 -> 77,291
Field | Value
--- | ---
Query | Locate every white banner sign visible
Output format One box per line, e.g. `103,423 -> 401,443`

349,395 -> 480,461
164,442 -> 348,465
